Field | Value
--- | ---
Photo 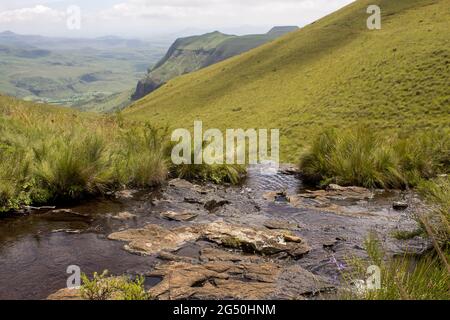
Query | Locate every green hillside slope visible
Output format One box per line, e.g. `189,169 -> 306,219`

132,27 -> 298,100
125,0 -> 449,162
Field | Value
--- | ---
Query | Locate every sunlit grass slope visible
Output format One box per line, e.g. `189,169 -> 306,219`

125,0 -> 450,162
0,95 -> 167,212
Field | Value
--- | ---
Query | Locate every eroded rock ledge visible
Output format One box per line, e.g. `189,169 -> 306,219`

108,221 -> 311,258
148,248 -> 332,300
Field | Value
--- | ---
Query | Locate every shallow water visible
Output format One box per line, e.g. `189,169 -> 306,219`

0,167 -> 419,300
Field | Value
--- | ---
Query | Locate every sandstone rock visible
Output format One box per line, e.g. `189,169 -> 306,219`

264,219 -> 301,231
113,211 -> 137,221
169,179 -> 194,189
201,221 -> 311,258
114,190 -> 138,199
160,211 -> 198,222
109,221 -> 311,258
47,288 -> 83,300
108,224 -> 199,256
148,249 -> 331,300
300,185 -> 374,201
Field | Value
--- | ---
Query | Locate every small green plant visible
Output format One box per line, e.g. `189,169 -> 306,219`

80,271 -> 150,301
342,234 -> 450,300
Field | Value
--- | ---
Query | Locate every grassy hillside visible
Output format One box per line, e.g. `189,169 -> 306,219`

125,0 -> 449,162
132,27 -> 298,100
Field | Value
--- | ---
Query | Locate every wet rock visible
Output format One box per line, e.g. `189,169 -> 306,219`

288,194 -> 373,217
169,179 -> 194,189
114,190 -> 138,199
47,288 -> 83,300
300,185 -> 374,201
113,211 -> 137,221
109,221 -> 310,258
108,224 -> 199,256
204,199 -> 230,213
263,191 -> 289,202
279,164 -> 299,176
148,249 -> 331,300
52,229 -> 82,234
184,197 -> 204,205
393,201 -> 408,211
160,211 -> 198,222
323,239 -> 340,250
43,209 -> 93,223
201,221 -> 311,258
264,219 -> 301,231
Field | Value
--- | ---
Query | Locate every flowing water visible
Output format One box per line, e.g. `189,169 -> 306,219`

0,167 -> 422,300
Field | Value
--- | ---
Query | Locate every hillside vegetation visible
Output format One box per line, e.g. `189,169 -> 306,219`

0,94 -> 169,212
125,0 -> 449,162
132,27 -> 298,100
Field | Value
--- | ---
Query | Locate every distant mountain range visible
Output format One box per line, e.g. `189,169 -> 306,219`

132,26 -> 298,100
0,31 -> 168,112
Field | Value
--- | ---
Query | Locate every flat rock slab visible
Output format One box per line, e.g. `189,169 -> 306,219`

160,211 -> 198,222
148,248 -> 331,300
108,221 -> 311,258
301,185 -> 374,201
108,224 -> 199,256
264,219 -> 302,231
113,211 -> 137,221
202,222 -> 311,258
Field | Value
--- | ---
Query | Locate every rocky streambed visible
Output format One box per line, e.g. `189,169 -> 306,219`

0,165 -> 431,300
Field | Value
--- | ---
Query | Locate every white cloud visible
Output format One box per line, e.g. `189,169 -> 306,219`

99,0 -> 353,25
0,5 -> 65,23
0,1 -> 355,37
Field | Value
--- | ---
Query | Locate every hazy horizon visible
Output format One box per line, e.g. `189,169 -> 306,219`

0,0 -> 354,39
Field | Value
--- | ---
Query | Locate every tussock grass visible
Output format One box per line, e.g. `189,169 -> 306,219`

417,177 -> 450,262
299,128 -> 449,189
0,95 -> 247,212
0,95 -> 168,212
171,145 -> 246,185
342,235 -> 449,300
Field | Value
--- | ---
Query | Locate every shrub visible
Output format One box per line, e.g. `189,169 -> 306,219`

80,271 -> 150,301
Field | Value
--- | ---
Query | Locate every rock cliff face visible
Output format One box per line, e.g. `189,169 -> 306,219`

132,27 -> 298,100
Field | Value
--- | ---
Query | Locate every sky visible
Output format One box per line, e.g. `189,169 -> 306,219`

0,0 -> 355,38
